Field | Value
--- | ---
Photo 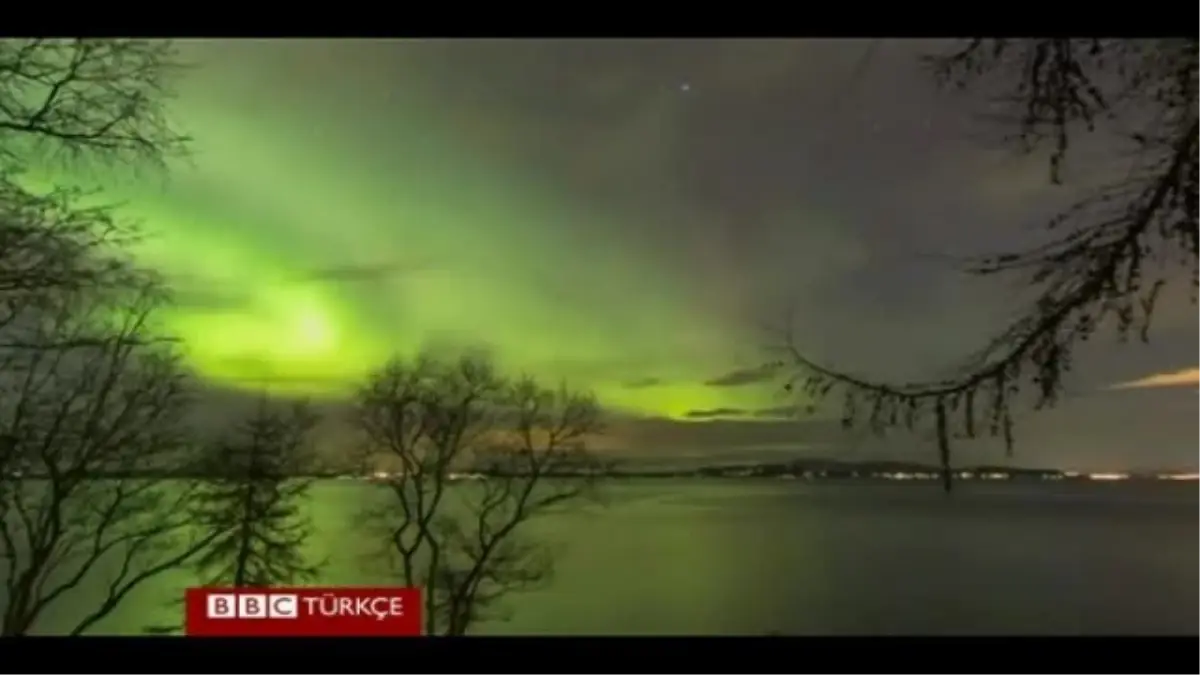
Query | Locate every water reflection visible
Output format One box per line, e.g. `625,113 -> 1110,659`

13,480 -> 1199,635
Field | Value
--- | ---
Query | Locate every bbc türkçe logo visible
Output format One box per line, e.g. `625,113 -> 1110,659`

206,592 -> 300,619
184,587 -> 421,636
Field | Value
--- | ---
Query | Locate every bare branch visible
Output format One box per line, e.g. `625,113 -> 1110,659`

0,38 -> 197,634
0,40 -> 187,339
0,174 -> 157,333
352,354 -> 607,635
0,285 -> 205,635
0,39 -> 189,169
776,39 -> 1197,493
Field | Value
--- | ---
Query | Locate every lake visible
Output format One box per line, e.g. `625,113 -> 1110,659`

17,479 -> 1200,635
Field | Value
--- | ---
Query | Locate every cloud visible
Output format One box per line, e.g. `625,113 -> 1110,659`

622,377 -> 663,389
683,408 -> 749,419
1109,367 -> 1199,391
297,261 -> 433,284
201,356 -> 354,397
603,415 -> 854,456
166,261 -> 433,311
682,405 -> 800,420
704,363 -> 780,387
750,405 -> 800,419
169,286 -> 252,311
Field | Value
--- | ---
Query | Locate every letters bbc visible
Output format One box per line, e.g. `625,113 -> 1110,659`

184,587 -> 421,636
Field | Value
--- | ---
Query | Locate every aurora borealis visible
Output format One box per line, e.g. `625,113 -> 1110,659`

31,40 -> 779,420
20,39 -> 1197,469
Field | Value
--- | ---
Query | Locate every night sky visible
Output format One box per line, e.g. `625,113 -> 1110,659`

29,39 -> 1198,471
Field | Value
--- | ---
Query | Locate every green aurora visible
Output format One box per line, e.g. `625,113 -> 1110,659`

22,40 -> 781,421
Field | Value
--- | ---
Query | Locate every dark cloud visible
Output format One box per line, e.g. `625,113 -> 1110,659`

681,405 -> 801,420
750,405 -> 800,419
166,262 -> 433,310
166,273 -> 254,311
198,357 -> 351,398
297,261 -> 433,284
622,377 -> 664,389
612,415 -> 850,454
704,363 -> 780,387
169,287 -> 248,311
683,408 -> 748,419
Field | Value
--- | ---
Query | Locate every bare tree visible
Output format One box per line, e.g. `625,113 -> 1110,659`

351,354 -> 607,635
189,399 -> 323,588
777,39 -> 1197,492
0,39 -> 189,168
0,39 -> 200,633
0,180 -> 147,338
0,284 -> 212,635
0,39 -> 189,336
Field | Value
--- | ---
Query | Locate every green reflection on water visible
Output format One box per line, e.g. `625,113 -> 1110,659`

16,480 -> 823,635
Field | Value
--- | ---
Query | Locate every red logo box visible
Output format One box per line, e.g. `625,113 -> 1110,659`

185,586 -> 422,636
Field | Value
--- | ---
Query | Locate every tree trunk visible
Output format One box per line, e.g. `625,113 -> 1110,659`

935,399 -> 953,495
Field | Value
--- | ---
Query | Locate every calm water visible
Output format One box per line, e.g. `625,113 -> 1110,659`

18,480 -> 1200,635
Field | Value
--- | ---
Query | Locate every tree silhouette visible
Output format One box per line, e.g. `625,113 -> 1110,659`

351,354 -> 608,635
0,39 -> 188,318
776,39 -> 1197,492
188,399 -> 323,589
0,39 -> 188,167
0,285 -> 212,635
0,39 -> 199,633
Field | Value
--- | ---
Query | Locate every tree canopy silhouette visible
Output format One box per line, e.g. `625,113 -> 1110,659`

0,39 -> 190,340
0,286 -> 211,636
0,39 -> 188,167
0,38 -> 198,634
352,354 -> 608,635
190,399 -> 323,589
776,39 -> 1197,492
